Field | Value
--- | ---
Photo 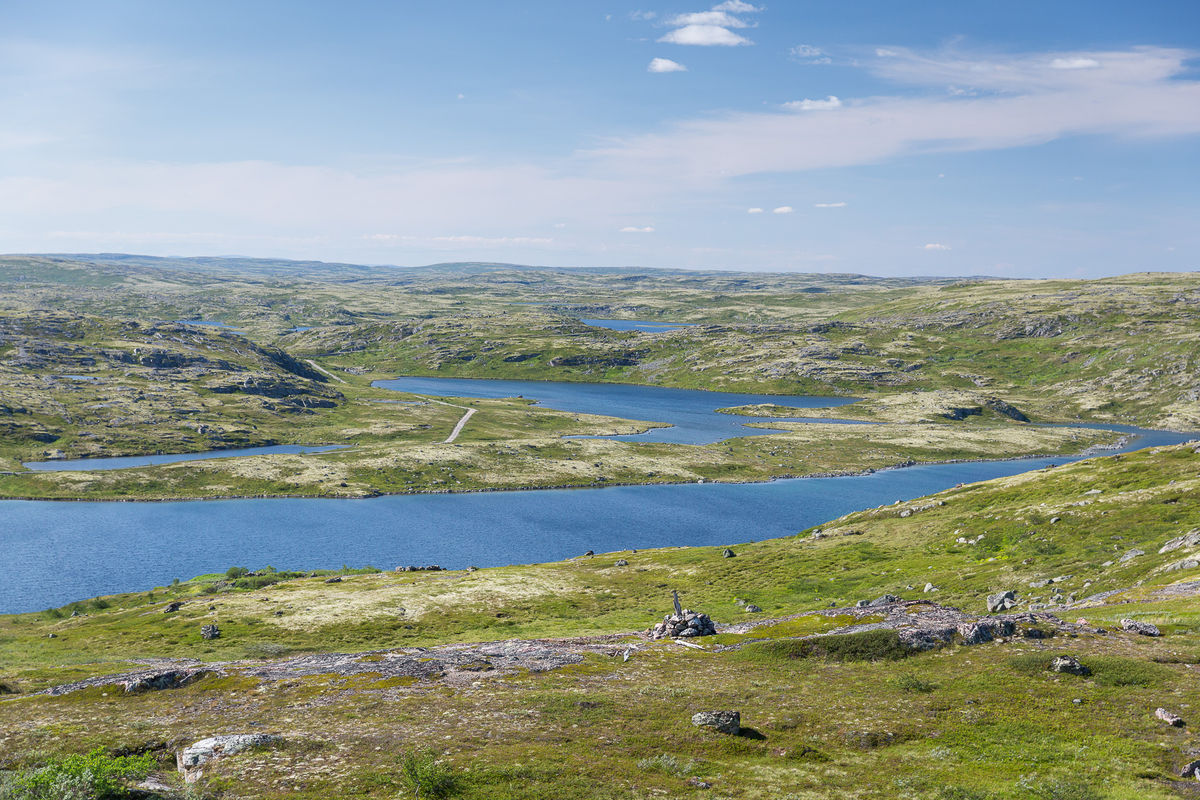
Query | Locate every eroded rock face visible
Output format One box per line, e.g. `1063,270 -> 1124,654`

691,710 -> 740,735
177,734 -> 281,782
123,669 -> 212,695
987,590 -> 1017,613
1049,655 -> 1089,676
1121,618 -> 1161,637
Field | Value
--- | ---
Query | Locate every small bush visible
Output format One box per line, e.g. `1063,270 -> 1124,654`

1087,656 -> 1170,687
0,747 -> 155,800
225,566 -> 250,579
397,748 -> 459,799
891,672 -> 937,693
636,754 -> 701,777
0,681 -> 18,695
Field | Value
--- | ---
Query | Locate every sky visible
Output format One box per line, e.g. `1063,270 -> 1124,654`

1,1 -> 1198,277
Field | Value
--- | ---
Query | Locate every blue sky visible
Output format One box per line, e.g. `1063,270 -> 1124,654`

1,1 -> 1198,276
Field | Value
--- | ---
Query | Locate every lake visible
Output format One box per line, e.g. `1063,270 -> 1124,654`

2,375 -> 1194,613
580,318 -> 696,333
374,376 -> 859,444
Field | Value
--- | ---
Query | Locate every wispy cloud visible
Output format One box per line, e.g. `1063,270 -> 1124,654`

656,2 -> 759,47
814,202 -> 846,208
923,242 -> 951,251
790,44 -> 831,65
1051,57 -> 1100,70
619,225 -> 655,232
773,206 -> 793,214
712,1 -> 759,11
746,207 -> 763,213
666,11 -> 750,28
782,96 -> 842,111
648,57 -> 687,73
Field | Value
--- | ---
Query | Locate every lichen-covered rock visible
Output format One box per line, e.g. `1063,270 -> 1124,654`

691,710 -> 740,735
177,734 -> 282,782
1156,707 -> 1185,727
123,669 -> 212,694
1049,655 -> 1089,676
1121,618 -> 1161,636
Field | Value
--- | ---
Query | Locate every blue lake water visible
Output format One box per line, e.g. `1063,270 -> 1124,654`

580,318 -> 696,333
2,374 -> 1194,613
22,445 -> 346,472
373,376 -> 859,444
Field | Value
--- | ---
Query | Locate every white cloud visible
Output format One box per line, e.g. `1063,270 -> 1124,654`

814,201 -> 846,208
790,44 -> 831,64
1051,57 -> 1100,70
712,1 -> 760,11
773,206 -> 793,214
782,95 -> 842,111
629,10 -> 657,21
648,57 -> 687,73
923,242 -> 951,251
659,25 -> 752,46
667,11 -> 749,28
746,207 -> 764,213
619,226 -> 655,232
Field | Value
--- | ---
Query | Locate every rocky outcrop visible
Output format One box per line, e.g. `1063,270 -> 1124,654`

691,710 -> 740,735
178,734 -> 282,782
987,590 -> 1018,613
1121,618 -> 1161,636
123,669 -> 212,694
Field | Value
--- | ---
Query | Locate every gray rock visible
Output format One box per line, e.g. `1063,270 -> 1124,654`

614,559 -> 629,567
923,583 -> 937,593
1116,548 -> 1144,564
1156,707 -> 1185,727
1159,530 -> 1200,554
123,669 -> 212,694
650,609 -> 717,639
745,604 -> 763,613
178,734 -> 282,782
1179,759 -> 1200,779
855,600 -> 870,608
958,619 -> 1015,645
163,601 -> 184,613
868,594 -> 902,607
1121,618 -> 1161,636
691,710 -> 740,735
987,590 -> 1017,613
722,548 -> 736,558
324,576 -> 342,583
1164,558 -> 1200,573
200,624 -> 220,640
1049,655 -> 1089,676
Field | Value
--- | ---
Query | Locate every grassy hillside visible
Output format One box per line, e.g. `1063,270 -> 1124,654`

2,442 -> 1200,798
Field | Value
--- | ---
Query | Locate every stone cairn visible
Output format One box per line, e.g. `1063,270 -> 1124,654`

649,591 -> 717,639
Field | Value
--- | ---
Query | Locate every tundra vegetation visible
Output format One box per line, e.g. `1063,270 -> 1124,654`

2,255 -> 1200,798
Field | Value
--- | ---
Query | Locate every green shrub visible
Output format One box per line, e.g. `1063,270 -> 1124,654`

891,672 -> 937,693
397,748 -> 459,799
0,747 -> 155,800
224,566 -> 250,579
739,629 -> 913,663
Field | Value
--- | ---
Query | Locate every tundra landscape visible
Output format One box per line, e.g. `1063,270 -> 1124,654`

4,1 -> 1200,798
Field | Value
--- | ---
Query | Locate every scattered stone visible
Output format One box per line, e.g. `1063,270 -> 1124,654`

324,576 -> 342,583
1050,517 -> 1061,524
200,624 -> 220,640
178,734 -> 282,783
1156,707 -> 1185,727
987,590 -> 1017,613
46,633 -> 56,639
722,548 -> 736,558
163,601 -> 184,613
691,710 -> 740,735
1049,655 -> 1089,676
686,776 -> 713,789
924,583 -> 937,593
123,669 -> 212,694
614,559 -> 629,567
1121,619 -> 1161,637
1116,549 -> 1145,564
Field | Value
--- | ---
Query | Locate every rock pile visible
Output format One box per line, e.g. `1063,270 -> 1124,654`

650,609 -> 717,639
200,624 -> 220,640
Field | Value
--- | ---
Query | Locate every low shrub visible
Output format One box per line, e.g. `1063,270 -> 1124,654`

739,629 -> 913,663
397,748 -> 459,799
890,672 -> 937,693
0,747 -> 155,800
636,754 -> 702,777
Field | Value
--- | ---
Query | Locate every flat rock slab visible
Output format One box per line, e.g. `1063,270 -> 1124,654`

178,734 -> 282,782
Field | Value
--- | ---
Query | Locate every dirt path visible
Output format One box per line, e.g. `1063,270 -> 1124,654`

305,359 -> 346,384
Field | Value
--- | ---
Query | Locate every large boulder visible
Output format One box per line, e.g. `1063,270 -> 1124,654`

691,710 -> 740,735
1121,619 -> 1161,637
177,734 -> 281,783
